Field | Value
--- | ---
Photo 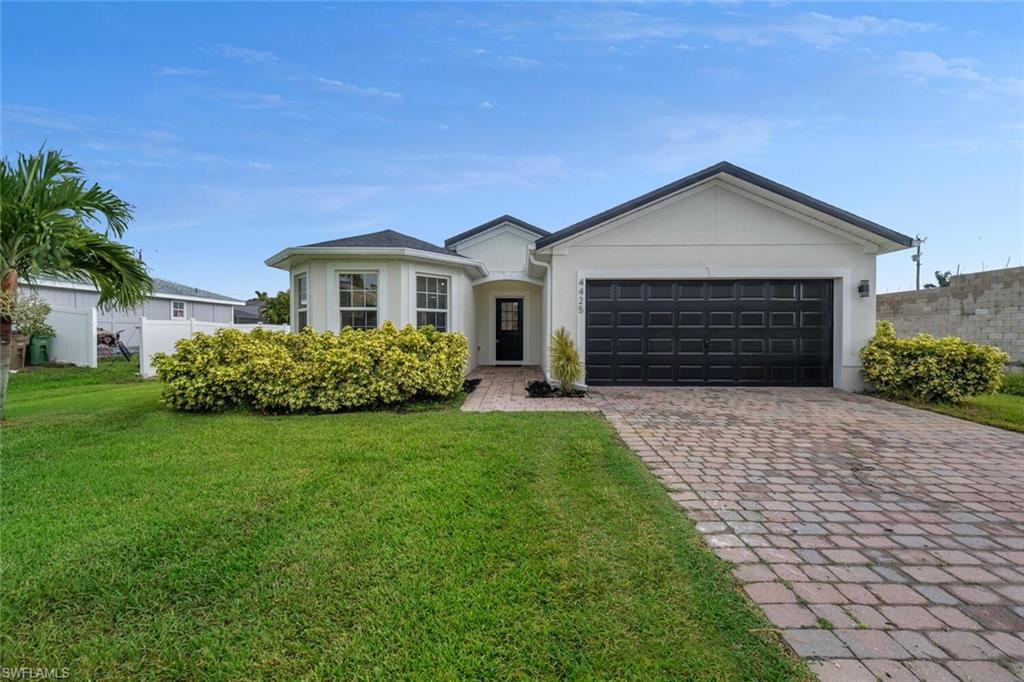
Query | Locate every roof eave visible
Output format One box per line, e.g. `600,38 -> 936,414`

265,246 -> 489,277
25,277 -> 244,306
534,162 -> 913,251
444,215 -> 550,247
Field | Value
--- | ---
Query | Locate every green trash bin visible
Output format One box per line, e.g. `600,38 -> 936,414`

28,335 -> 51,365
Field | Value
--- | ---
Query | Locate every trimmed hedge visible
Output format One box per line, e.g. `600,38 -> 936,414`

860,321 -> 1008,404
153,323 -> 468,413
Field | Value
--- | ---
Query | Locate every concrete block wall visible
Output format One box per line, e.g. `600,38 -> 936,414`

876,267 -> 1023,367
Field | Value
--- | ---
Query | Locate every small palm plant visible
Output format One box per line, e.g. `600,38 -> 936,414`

549,326 -> 582,394
1,148 -> 152,418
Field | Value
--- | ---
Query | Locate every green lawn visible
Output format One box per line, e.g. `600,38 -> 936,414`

904,391 -> 1024,433
1,362 -> 805,681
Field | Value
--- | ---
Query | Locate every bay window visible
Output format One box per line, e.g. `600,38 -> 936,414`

339,272 -> 378,329
294,273 -> 308,330
416,274 -> 449,331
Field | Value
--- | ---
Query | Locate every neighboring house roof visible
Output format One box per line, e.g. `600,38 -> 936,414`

150,278 -> 243,303
444,215 -> 549,247
535,161 -> 914,249
233,303 -> 263,323
302,229 -> 455,256
28,276 -> 245,306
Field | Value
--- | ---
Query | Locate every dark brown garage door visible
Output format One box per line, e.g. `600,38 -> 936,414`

585,279 -> 833,386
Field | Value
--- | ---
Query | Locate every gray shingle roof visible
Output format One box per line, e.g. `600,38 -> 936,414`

444,215 -> 549,247
302,229 -> 454,255
151,278 -> 241,303
42,275 -> 242,303
535,161 -> 913,249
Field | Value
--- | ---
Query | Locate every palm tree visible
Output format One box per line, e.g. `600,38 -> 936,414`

1,149 -> 152,418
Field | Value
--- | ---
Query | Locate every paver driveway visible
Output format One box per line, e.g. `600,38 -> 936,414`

465,369 -> 1024,681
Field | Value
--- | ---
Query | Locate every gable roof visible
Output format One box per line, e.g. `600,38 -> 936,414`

29,275 -> 243,305
302,229 -> 454,255
444,214 -> 549,247
535,161 -> 913,249
150,278 -> 242,303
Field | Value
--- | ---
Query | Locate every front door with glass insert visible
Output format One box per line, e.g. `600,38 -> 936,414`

495,298 -> 523,362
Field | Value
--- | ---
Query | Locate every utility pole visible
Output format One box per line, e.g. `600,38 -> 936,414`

911,235 -> 926,290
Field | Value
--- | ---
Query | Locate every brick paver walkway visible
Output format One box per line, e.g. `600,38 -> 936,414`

464,368 -> 1024,681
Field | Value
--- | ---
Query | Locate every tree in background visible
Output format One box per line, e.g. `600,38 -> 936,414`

255,290 -> 290,324
0,149 -> 152,418
924,270 -> 952,289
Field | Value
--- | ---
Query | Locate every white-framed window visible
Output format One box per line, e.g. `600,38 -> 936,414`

294,273 -> 308,330
416,274 -> 449,331
171,300 -> 186,319
339,272 -> 378,329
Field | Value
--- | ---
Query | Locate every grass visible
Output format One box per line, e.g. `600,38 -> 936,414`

1,365 -> 806,680
885,373 -> 1024,433
902,391 -> 1024,433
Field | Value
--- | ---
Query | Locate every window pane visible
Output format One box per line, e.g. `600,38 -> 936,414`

351,274 -> 363,290
435,313 -> 447,331
366,311 -> 377,328
339,291 -> 352,308
437,279 -> 448,295
437,293 -> 447,309
365,273 -> 378,289
366,291 -> 377,307
339,274 -> 352,290
417,292 -> 427,308
352,291 -> 365,308
298,310 -> 308,330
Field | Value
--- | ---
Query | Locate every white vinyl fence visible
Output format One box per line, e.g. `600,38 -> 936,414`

46,306 -> 98,368
138,318 -> 289,378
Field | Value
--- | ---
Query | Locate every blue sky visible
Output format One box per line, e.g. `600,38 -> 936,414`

3,2 -> 1022,299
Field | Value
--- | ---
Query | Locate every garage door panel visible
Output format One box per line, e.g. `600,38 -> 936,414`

677,311 -> 702,327
739,338 -> 765,354
739,311 -> 766,327
616,311 -> 644,327
648,338 -> 674,354
585,279 -> 832,386
647,282 -> 675,300
678,338 -> 704,354
647,311 -> 675,327
708,311 -> 735,327
677,282 -> 705,299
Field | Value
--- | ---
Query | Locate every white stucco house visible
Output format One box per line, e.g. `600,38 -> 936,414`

266,162 -> 913,390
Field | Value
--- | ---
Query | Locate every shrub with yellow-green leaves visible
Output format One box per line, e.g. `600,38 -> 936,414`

153,323 -> 469,413
860,321 -> 1007,404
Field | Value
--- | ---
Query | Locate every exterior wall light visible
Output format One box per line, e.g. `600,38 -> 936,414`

858,280 -> 870,298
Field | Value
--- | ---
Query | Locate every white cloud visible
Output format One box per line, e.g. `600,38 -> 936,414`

209,44 -> 278,64
896,51 -> 1024,98
478,100 -> 495,109
1,104 -> 84,131
631,115 -> 796,172
407,153 -> 565,193
707,12 -> 936,48
494,55 -> 543,68
557,9 -> 934,48
467,48 -> 542,69
155,66 -> 211,77
248,161 -> 274,171
204,89 -> 286,109
561,9 -> 688,42
316,77 -> 402,100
